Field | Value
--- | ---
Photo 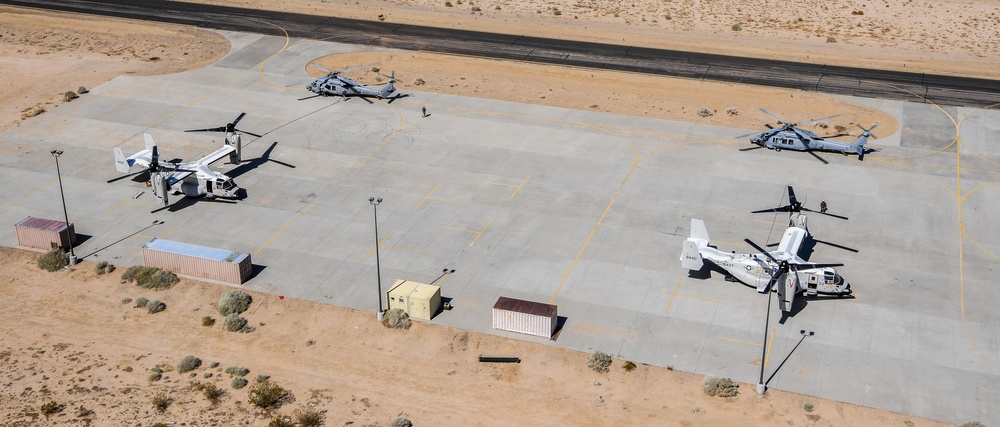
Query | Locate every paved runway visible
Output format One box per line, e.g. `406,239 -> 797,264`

1,31 -> 998,425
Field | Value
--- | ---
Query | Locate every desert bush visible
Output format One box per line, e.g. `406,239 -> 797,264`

552,8 -> 561,15
232,376 -> 249,389
702,376 -> 739,397
177,355 -> 202,373
377,14 -> 385,21
203,372 -> 213,378
224,313 -> 252,332
803,402 -> 814,412
38,249 -> 69,272
94,261 -> 115,275
63,91 -> 79,101
390,417 -> 413,427
444,1 -> 452,6
75,405 -> 93,417
134,297 -> 149,308
147,299 -> 166,314
209,361 -> 220,368
149,371 -> 162,381
587,350 -> 612,373
142,269 -> 179,289
960,423 -> 987,427
697,107 -> 713,117
471,5 -> 481,11
622,360 -> 637,372
219,289 -> 252,316
382,308 -> 412,329
122,266 -> 178,289
826,36 -> 837,43
77,86 -> 88,94
731,23 -> 742,31
196,382 -> 224,404
225,366 -> 250,377
202,316 -> 216,327
256,373 -> 271,382
248,379 -> 290,409
294,408 -> 325,427
151,392 -> 171,412
40,401 -> 63,418
120,297 -> 132,304
413,78 -> 425,86
268,417 -> 295,427
725,107 -> 739,115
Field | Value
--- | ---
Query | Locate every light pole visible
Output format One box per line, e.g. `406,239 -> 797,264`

50,150 -> 76,265
369,197 -> 384,319
757,280 -> 774,395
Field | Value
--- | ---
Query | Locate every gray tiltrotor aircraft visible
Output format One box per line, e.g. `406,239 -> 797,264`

304,62 -> 398,100
738,108 -> 877,163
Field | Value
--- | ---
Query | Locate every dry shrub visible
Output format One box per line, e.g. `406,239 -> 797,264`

382,308 -> 412,329
702,376 -> 739,397
587,350 -> 612,373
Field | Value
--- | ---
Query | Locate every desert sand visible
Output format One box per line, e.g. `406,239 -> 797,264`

0,1 -> 989,425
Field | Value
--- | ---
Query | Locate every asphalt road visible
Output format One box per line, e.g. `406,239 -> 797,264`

4,0 -> 1000,108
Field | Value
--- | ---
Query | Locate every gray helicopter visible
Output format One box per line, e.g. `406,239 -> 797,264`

303,62 -> 400,101
738,108 -> 877,163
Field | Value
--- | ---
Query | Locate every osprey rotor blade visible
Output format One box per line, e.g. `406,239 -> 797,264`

230,112 -> 246,127
744,238 -> 779,264
185,126 -> 227,133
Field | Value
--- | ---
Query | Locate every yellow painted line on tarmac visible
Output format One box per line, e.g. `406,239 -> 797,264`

510,176 -> 530,198
0,179 -> 57,215
665,278 -> 682,314
716,336 -> 762,347
364,231 -> 393,260
161,225 -> 180,239
765,327 -> 776,368
469,219 -> 493,247
255,201 -> 316,254
415,185 -> 439,210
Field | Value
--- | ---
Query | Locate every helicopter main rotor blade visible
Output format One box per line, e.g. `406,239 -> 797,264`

797,114 -> 841,127
308,62 -> 333,74
758,108 -> 787,124
805,150 -> 830,164
736,130 -> 765,139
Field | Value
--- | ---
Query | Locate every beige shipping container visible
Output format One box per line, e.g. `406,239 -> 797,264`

387,279 -> 441,321
15,217 -> 76,251
492,296 -> 557,339
142,238 -> 252,284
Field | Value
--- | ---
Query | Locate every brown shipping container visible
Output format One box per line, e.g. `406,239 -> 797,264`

15,217 -> 76,250
141,238 -> 252,284
492,296 -> 557,339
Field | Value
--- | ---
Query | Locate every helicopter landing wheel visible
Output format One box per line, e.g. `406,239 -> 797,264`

774,147 -> 781,152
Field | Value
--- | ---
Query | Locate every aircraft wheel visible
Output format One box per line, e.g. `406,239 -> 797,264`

775,147 -> 781,152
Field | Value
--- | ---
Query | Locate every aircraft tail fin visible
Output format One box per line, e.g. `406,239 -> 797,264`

680,218 -> 711,270
849,123 -> 877,161
690,218 -> 711,242
113,147 -> 130,173
380,71 -> 396,98
680,240 -> 704,270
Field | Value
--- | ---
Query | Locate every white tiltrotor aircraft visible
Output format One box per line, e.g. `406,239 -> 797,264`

680,188 -> 853,313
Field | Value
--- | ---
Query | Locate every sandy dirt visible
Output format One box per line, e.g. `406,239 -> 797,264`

0,247 -> 949,426
0,1 -> 989,425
